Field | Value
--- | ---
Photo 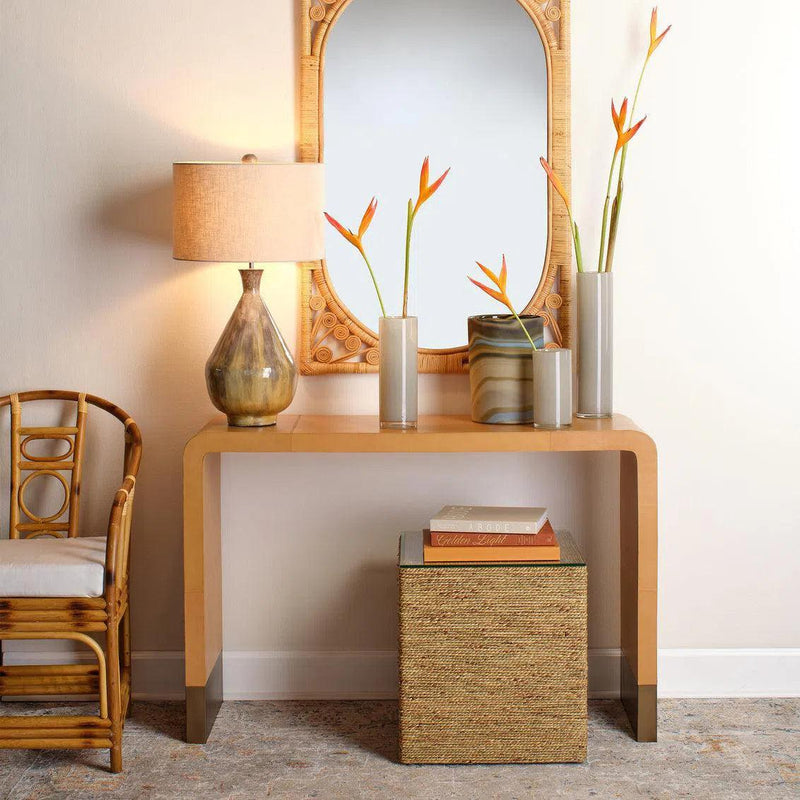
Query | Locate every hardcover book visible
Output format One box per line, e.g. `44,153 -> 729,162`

422,531 -> 560,563
430,505 -> 548,534
430,520 -> 558,547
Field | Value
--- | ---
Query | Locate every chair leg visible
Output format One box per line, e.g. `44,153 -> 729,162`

122,608 -> 132,718
106,620 -> 123,773
110,742 -> 122,773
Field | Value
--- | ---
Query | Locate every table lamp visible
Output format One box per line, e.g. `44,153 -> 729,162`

173,156 -> 324,426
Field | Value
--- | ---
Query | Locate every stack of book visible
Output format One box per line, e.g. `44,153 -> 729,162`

424,505 -> 560,563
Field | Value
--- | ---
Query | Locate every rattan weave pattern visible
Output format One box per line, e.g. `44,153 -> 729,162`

399,561 -> 587,763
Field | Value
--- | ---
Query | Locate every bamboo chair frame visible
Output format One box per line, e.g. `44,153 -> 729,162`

0,390 -> 142,773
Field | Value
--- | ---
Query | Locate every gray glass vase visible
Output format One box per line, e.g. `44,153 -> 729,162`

532,348 -> 572,429
577,272 -> 613,418
379,316 -> 418,429
206,269 -> 297,427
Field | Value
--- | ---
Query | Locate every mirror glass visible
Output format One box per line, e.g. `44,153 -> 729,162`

324,0 -> 548,350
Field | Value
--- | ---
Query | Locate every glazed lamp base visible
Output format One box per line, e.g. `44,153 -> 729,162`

226,414 -> 277,428
205,269 -> 298,428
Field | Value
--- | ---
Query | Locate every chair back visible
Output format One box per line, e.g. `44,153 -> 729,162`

0,390 -> 142,539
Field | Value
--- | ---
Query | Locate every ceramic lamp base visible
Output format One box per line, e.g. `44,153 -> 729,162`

205,269 -> 297,428
226,414 -> 277,428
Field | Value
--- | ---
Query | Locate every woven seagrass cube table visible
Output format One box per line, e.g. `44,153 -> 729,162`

398,530 -> 587,764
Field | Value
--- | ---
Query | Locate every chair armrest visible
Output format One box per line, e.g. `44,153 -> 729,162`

104,475 -> 137,603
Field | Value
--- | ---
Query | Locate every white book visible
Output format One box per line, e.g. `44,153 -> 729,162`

430,505 -> 548,534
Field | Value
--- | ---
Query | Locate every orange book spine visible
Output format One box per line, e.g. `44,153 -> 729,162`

423,533 -> 560,563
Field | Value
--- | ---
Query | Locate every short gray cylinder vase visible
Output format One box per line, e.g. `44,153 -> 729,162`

577,272 -> 613,418
468,315 -> 544,424
206,269 -> 297,427
379,316 -> 418,429
532,348 -> 572,429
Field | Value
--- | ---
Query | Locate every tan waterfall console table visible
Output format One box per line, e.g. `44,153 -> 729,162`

183,414 -> 658,744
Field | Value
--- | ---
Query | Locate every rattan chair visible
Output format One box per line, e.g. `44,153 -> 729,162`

0,390 -> 141,772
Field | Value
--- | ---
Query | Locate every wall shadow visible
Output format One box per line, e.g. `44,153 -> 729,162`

97,180 -> 172,245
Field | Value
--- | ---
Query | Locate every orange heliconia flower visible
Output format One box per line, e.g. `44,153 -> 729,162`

612,98 -> 646,154
540,157 -> 572,214
468,255 -> 513,312
469,256 -> 538,349
649,7 -> 672,57
324,197 -> 377,254
413,157 -> 450,215
357,196 -> 377,238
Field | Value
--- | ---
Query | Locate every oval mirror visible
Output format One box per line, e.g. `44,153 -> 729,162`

323,0 -> 548,351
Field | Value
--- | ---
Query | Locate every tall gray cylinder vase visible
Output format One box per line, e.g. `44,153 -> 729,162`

577,272 -> 613,418
468,315 -> 544,424
206,269 -> 298,427
379,316 -> 418,429
532,348 -> 572,429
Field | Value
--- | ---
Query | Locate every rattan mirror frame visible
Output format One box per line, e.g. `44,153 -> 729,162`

298,0 -> 571,374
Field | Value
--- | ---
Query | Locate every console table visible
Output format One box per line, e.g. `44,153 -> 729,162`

183,414 -> 657,744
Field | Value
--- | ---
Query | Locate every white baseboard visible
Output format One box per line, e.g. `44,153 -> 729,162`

3,647 -> 799,701
3,648 -> 617,700
223,649 -> 625,700
222,651 -> 398,700
588,648 -> 621,699
658,648 -> 800,698
0,648 -> 186,701
131,651 -> 186,700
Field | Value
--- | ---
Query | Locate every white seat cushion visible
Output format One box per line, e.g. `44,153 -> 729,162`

0,536 -> 106,598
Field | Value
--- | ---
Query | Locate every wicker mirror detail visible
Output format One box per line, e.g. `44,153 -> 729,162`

298,0 -> 572,374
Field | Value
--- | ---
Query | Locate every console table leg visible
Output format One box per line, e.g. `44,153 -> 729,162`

620,447 -> 658,742
184,449 -> 224,743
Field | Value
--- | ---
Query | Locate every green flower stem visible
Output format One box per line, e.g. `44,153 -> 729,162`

606,54 -> 650,273
402,200 -> 414,318
620,55 -> 649,178
359,248 -> 387,318
573,220 -> 585,273
511,308 -> 538,351
605,185 -> 623,273
598,149 -> 620,273
561,203 -> 583,273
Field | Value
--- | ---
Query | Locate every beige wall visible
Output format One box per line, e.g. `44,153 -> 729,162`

1,0 -> 297,655
1,0 -> 798,696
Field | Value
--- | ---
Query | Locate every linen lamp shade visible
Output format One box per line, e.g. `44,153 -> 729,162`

172,161 -> 324,263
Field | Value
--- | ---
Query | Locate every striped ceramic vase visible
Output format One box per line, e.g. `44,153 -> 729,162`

467,315 -> 544,424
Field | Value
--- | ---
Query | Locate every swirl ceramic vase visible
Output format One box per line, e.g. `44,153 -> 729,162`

468,315 -> 544,424
379,316 -> 418,429
205,269 -> 297,427
577,272 -> 613,418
